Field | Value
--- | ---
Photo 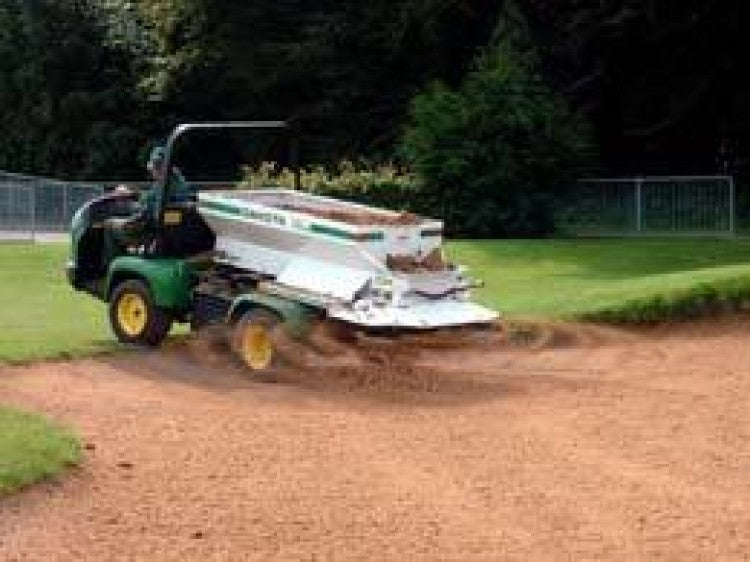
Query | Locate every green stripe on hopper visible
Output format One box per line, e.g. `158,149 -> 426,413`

200,199 -> 243,216
309,223 -> 384,241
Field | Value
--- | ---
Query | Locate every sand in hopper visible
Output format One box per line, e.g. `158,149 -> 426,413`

386,248 -> 447,273
278,204 -> 422,226
279,203 -> 447,273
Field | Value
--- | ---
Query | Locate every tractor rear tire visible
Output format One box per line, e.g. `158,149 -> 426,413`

109,279 -> 172,347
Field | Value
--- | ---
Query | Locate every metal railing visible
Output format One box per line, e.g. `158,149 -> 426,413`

0,171 -> 237,241
0,171 -> 106,241
556,175 -> 737,237
0,170 -> 743,240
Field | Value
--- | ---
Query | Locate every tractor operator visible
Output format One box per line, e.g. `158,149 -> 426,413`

106,145 -> 196,250
140,145 -> 196,221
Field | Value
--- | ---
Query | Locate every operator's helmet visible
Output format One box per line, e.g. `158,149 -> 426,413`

147,146 -> 166,174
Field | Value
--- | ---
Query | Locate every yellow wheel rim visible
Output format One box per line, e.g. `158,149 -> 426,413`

239,324 -> 274,371
117,292 -> 148,337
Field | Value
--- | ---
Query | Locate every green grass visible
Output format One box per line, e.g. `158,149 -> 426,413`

3,239 -> 750,363
0,406 -> 81,495
0,243 -> 113,362
448,238 -> 750,321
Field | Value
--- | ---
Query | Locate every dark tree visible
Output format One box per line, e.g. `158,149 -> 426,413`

402,8 -> 593,236
0,0 -> 152,179
521,0 -> 747,176
135,0 -> 504,164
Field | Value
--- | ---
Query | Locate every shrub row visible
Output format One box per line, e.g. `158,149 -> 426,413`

241,162 -> 434,217
577,279 -> 750,325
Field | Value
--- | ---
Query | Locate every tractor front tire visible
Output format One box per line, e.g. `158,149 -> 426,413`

109,279 -> 172,346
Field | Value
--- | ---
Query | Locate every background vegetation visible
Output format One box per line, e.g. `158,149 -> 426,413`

1,1 -> 746,236
401,12 -> 592,236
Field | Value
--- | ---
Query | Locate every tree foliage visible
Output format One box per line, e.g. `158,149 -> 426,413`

402,12 -> 592,236
522,0 -> 746,175
0,0 -> 151,179
0,0 -> 747,201
132,0 -> 503,163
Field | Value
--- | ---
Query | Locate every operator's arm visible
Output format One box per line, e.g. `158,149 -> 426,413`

135,186 -> 158,223
169,167 -> 196,203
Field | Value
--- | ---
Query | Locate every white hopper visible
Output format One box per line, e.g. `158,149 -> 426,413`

198,188 -> 497,328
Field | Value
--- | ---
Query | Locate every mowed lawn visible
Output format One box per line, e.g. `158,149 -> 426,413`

450,238 -> 750,317
3,239 -> 750,362
0,243 -> 111,362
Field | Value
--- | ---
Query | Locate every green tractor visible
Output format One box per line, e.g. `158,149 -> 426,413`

67,121 -> 304,370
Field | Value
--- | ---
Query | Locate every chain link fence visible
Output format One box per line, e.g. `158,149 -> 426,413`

0,170 -> 744,240
0,172 -> 236,241
0,171 -> 109,241
556,176 -> 738,237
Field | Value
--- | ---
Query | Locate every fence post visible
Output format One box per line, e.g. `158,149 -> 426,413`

635,177 -> 643,233
62,182 -> 69,229
30,180 -> 37,243
729,176 -> 736,236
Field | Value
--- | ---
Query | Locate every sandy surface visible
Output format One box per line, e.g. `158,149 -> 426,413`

1,319 -> 749,561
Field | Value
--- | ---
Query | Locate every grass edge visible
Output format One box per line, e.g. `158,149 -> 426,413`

0,406 -> 82,497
